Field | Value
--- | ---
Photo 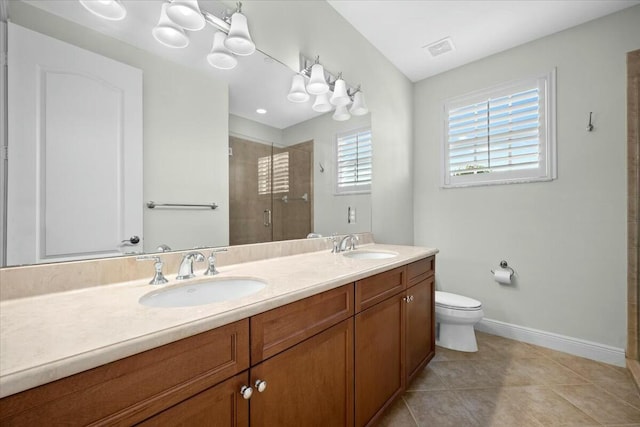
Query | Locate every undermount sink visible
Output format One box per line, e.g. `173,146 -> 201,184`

342,250 -> 398,260
139,278 -> 266,308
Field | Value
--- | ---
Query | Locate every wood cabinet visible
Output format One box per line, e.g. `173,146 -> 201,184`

405,257 -> 436,384
0,320 -> 250,426
138,373 -> 250,427
355,294 -> 405,427
250,319 -> 354,427
0,257 -> 435,427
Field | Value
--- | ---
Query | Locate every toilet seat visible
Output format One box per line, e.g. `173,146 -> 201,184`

435,291 -> 482,311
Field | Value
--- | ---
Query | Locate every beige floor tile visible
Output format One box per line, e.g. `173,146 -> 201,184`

506,358 -> 590,386
454,387 -> 544,427
552,384 -> 640,425
407,366 -> 448,391
593,376 -> 640,409
403,390 -> 480,426
429,360 -> 508,389
549,354 -> 632,384
376,397 -> 418,427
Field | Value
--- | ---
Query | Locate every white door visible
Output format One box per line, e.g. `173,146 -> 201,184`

6,23 -> 143,265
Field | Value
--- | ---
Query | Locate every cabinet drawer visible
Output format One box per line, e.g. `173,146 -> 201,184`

407,256 -> 435,287
251,284 -> 354,364
0,320 -> 250,427
355,266 -> 406,312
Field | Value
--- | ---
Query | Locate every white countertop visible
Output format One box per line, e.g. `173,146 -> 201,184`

0,244 -> 437,398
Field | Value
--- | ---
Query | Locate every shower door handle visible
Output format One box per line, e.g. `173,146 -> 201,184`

263,209 -> 272,227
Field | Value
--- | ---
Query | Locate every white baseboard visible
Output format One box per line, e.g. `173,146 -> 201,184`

475,318 -> 626,367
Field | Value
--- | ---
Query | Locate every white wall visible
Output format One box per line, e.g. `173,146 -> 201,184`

283,112 -> 372,236
8,1 -> 230,252
242,1 -> 415,245
413,6 -> 640,349
229,114 -> 283,146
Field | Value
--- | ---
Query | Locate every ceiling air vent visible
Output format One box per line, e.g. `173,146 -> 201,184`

423,37 -> 455,57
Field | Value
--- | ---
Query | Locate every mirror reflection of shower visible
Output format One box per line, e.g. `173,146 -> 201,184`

229,136 -> 313,245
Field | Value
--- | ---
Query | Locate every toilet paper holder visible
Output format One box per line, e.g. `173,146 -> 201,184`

491,260 -> 515,278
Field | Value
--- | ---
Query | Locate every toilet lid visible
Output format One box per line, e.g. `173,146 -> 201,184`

435,291 -> 482,310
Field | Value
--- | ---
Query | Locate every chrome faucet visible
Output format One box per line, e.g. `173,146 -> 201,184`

136,255 -> 169,285
177,251 -> 205,280
338,234 -> 359,252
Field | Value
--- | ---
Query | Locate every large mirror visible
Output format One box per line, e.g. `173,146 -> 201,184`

1,0 -> 372,267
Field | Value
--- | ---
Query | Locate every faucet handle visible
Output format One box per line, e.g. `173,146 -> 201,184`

329,234 -> 339,253
350,234 -> 359,250
136,255 -> 169,285
204,248 -> 228,276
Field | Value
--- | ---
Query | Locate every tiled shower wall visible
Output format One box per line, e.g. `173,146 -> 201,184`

229,137 -> 313,246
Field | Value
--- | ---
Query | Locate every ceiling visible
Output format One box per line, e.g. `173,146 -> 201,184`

327,0 -> 640,82
19,0 -> 640,128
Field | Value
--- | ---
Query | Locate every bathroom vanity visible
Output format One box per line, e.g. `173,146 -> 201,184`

0,244 -> 436,426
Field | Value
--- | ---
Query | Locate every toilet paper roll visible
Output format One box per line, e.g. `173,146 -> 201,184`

493,268 -> 512,285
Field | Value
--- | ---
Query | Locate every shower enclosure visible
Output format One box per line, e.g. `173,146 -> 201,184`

229,136 -> 313,245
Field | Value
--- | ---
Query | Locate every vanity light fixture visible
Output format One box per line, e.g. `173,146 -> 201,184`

224,8 -> 256,56
166,0 -> 206,31
312,92 -> 333,113
207,31 -> 237,69
152,2 -> 189,48
329,74 -> 350,107
288,54 -> 369,121
79,0 -> 127,21
306,57 -> 329,95
287,74 -> 310,103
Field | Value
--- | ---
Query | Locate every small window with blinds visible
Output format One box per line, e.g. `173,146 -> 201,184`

336,128 -> 372,194
258,152 -> 289,195
442,70 -> 556,188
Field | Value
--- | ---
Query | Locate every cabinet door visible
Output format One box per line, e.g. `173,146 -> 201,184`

249,319 -> 354,427
406,276 -> 435,383
138,372 -> 249,427
355,294 -> 405,427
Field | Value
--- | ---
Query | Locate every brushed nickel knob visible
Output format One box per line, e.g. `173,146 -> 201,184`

240,385 -> 253,399
255,379 -> 267,392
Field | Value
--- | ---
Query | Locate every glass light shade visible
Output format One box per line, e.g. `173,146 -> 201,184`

312,93 -> 333,113
330,78 -> 350,106
306,64 -> 329,95
207,32 -> 237,70
152,3 -> 189,48
79,0 -> 126,21
349,91 -> 369,116
333,105 -> 351,121
224,12 -> 256,56
166,0 -> 205,31
287,74 -> 309,103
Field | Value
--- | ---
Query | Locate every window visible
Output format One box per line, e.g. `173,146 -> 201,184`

258,152 -> 289,195
442,70 -> 556,188
336,128 -> 372,194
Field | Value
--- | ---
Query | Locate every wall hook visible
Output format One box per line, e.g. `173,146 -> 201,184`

319,162 -> 325,173
587,112 -> 594,132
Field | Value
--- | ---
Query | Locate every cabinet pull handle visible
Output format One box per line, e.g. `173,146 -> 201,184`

402,296 -> 409,303
240,385 -> 253,399
255,379 -> 267,393
409,295 -> 414,302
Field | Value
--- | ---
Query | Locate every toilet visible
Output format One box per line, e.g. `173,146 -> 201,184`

435,291 -> 484,352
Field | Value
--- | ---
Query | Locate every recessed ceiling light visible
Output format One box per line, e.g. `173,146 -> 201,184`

256,108 -> 267,114
423,37 -> 455,57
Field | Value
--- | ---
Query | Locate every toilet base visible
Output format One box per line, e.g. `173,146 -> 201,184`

436,322 -> 479,352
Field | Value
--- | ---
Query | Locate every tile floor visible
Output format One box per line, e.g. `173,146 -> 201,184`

378,332 -> 640,427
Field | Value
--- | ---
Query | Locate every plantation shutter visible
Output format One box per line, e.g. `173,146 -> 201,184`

443,71 -> 555,188
336,129 -> 372,193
